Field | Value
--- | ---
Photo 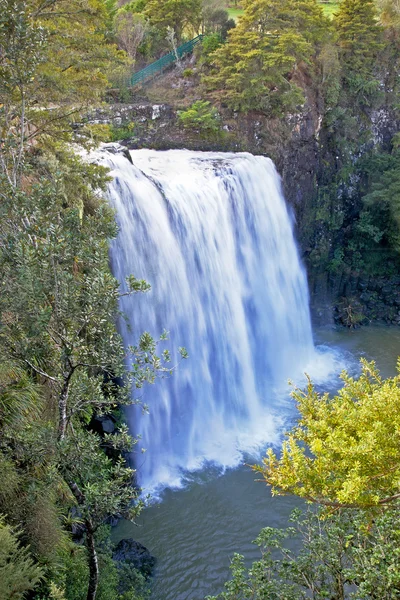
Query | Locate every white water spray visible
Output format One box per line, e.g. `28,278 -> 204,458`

95,148 -> 334,493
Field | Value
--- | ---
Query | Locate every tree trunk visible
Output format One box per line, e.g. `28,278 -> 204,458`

85,519 -> 99,600
335,572 -> 345,600
58,369 -> 73,441
65,480 -> 98,600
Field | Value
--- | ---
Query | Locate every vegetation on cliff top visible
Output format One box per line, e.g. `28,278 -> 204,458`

203,0 -> 330,114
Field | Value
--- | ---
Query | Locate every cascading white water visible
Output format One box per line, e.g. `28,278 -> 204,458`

96,148 -> 319,493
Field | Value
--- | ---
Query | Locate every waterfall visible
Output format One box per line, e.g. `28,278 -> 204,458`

97,148 -> 317,493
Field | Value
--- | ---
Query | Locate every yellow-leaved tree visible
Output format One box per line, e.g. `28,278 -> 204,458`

257,359 -> 400,508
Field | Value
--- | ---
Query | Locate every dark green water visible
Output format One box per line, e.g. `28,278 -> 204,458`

114,326 -> 400,600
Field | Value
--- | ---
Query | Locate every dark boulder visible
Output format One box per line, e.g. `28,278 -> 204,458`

92,414 -> 116,435
113,539 -> 156,578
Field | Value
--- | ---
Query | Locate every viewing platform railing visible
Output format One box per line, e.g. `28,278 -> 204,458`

130,34 -> 204,87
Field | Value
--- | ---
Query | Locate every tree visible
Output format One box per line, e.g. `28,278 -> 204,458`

114,10 -> 148,60
0,167 -> 122,441
203,0 -> 329,115
377,0 -> 400,27
0,150 -> 186,598
258,359 -> 400,508
0,352 -> 70,580
0,1 -> 177,599
211,360 -> 400,598
334,0 -> 384,107
144,0 -> 202,43
60,429 -> 140,600
0,0 -> 46,186
355,139 -> 400,258
376,2 -> 400,108
200,0 -> 234,37
178,100 -> 221,135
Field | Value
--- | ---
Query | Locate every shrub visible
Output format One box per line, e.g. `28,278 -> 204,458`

200,33 -> 223,64
108,122 -> 135,142
177,100 -> 220,135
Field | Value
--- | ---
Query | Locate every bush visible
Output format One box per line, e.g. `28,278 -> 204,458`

108,122 -> 135,142
200,33 -> 223,64
177,100 -> 221,135
337,296 -> 366,327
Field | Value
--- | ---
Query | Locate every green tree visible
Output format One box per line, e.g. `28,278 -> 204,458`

0,167 -> 122,441
200,0 -> 234,37
203,0 -> 329,115
0,0 -> 46,186
144,0 -> 202,43
0,1 -> 171,599
354,139 -> 400,260
178,100 -> 221,135
334,0 -> 384,106
60,430 -> 139,600
114,10 -> 148,60
64,529 -> 150,600
211,358 -> 400,598
377,0 -> 400,27
0,161 -> 184,598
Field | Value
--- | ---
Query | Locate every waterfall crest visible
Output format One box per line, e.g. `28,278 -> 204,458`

98,149 -> 316,492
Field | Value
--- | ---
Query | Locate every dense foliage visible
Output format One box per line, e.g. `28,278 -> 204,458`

109,0 -> 234,68
299,1 -> 400,285
178,100 -> 221,135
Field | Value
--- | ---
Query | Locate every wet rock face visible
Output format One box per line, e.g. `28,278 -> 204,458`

113,539 -> 156,578
312,275 -> 400,327
354,276 -> 400,325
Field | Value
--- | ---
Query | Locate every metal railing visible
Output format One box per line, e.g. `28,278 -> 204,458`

130,35 -> 204,87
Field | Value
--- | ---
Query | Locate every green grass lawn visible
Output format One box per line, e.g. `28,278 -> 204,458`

226,2 -> 340,21
227,7 -> 243,21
